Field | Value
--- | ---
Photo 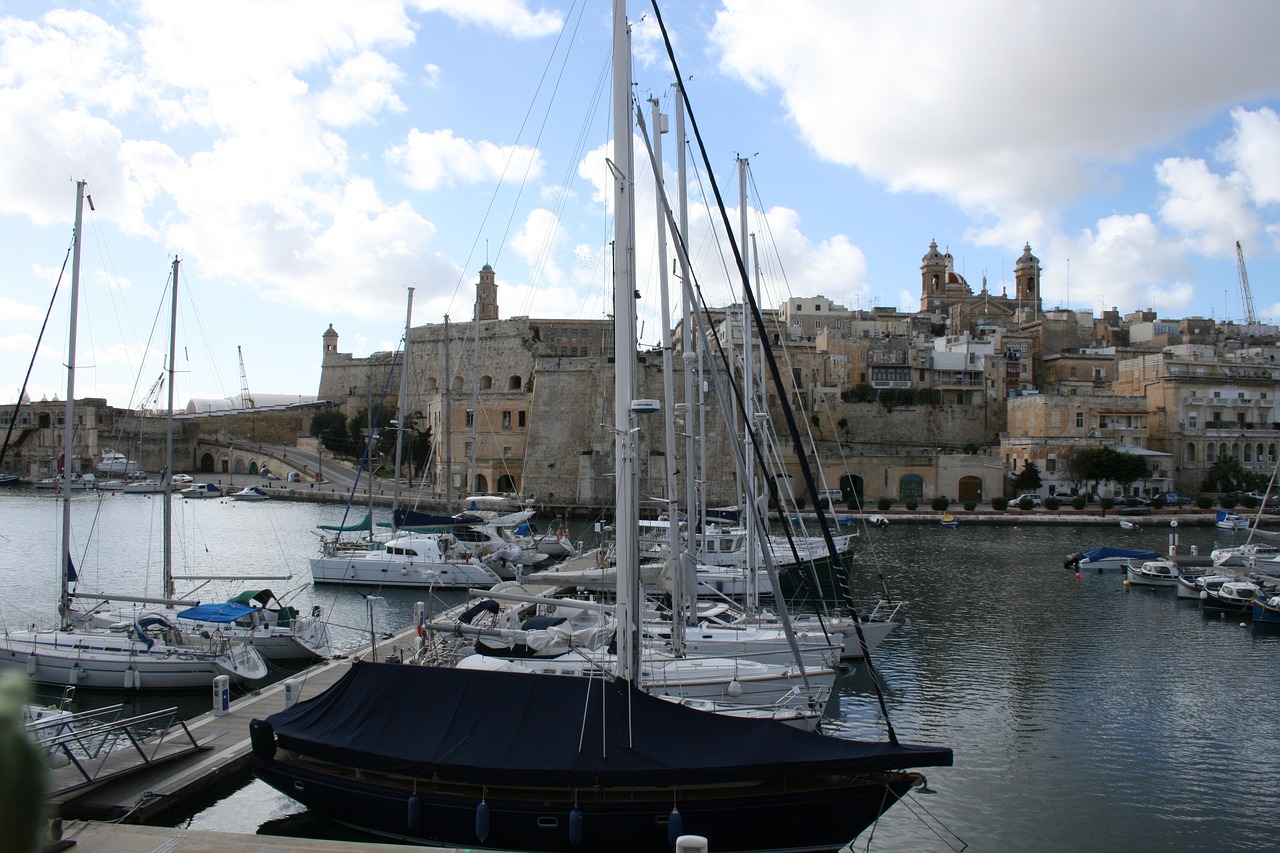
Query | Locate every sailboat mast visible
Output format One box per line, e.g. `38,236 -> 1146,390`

392,287 -> 414,520
163,257 -> 179,598
59,179 -> 86,624
738,158 -> 760,609
470,287 -> 479,496
443,314 -> 452,512
675,81 -> 700,618
611,0 -> 639,683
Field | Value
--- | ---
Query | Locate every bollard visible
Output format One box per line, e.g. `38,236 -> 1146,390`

676,836 -> 709,853
212,675 -> 231,716
283,678 -> 302,709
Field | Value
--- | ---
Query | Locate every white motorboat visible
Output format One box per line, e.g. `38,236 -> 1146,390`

231,486 -> 270,501
1175,573 -> 1235,601
1211,542 -> 1280,568
178,482 -> 223,499
121,479 -> 167,494
1215,510 -> 1249,530
1067,546 -> 1162,572
96,449 -> 138,475
309,531 -> 504,589
1125,559 -> 1180,587
1201,579 -> 1265,613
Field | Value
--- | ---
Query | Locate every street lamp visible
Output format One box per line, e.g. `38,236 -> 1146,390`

316,433 -> 324,483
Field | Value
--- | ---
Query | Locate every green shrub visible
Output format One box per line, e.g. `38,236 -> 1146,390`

963,501 -> 977,511
1072,496 -> 1087,510
1044,496 -> 1061,510
877,496 -> 893,511
1100,497 -> 1115,511
1240,495 -> 1259,509
1149,495 -> 1166,509
992,496 -> 1009,510
1196,495 -> 1214,509
904,499 -> 918,511
1017,495 -> 1035,510
931,496 -> 950,511
794,495 -> 807,510
1124,496 -> 1142,507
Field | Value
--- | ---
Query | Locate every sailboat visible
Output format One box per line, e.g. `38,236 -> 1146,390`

0,186 -> 269,690
250,5 -> 950,849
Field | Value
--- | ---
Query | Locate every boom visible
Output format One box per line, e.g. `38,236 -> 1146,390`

1236,240 -> 1258,324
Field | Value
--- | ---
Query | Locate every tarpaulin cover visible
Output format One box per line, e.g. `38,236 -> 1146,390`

262,661 -> 952,787
177,601 -> 258,623
1080,547 -> 1161,562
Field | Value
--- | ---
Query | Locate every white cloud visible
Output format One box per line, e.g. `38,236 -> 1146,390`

387,128 -> 543,191
510,208 -> 566,287
1047,214 -> 1195,315
1218,107 -> 1280,207
408,0 -> 563,38
1155,156 -> 1257,258
709,1 -> 1280,240
317,51 -> 407,127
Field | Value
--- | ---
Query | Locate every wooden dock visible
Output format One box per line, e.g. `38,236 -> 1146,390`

55,820 -> 512,853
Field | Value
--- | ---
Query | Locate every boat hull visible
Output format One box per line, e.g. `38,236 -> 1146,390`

254,759 -> 922,853
309,555 -> 500,588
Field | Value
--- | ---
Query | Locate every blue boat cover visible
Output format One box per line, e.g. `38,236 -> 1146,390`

261,661 -> 952,787
177,601 -> 259,623
1080,547 -> 1161,562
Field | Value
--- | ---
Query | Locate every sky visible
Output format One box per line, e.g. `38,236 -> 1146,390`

2,0 -> 1280,409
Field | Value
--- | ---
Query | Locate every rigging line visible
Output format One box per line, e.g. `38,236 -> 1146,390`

448,0 -> 589,309
648,0 -> 899,740
0,244 -> 71,468
519,45 -> 613,317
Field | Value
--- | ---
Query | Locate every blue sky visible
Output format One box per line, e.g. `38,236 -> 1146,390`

2,0 -> 1279,408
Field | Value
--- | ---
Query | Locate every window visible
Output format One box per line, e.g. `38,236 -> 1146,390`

501,411 -> 511,428
465,410 -> 474,427
518,410 -> 526,427
1076,412 -> 1084,428
503,446 -> 512,459
1046,456 -> 1057,473
464,441 -> 474,459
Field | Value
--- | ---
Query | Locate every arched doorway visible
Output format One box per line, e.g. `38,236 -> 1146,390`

840,474 -> 865,509
958,475 -> 983,503
497,474 -> 517,493
899,474 -> 923,503
249,460 -> 259,474
473,474 -> 489,493
233,457 -> 248,474
200,452 -> 215,472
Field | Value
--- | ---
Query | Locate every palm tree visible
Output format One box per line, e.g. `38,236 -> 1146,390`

1203,455 -> 1246,493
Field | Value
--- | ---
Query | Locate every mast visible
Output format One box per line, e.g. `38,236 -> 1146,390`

163,257 -> 179,598
392,287 -> 414,521
443,314 -> 452,513
675,80 -> 700,624
650,96 -> 684,653
611,0 -> 639,683
59,180 -> 86,625
738,157 -> 759,610
470,286 -> 480,496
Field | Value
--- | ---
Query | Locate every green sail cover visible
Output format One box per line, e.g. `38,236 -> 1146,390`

317,513 -> 373,533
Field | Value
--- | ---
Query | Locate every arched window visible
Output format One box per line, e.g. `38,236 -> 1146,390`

1206,443 -> 1216,463
480,375 -> 493,391
452,376 -> 465,392
424,377 -> 438,392
508,375 -> 522,391
1245,444 -> 1254,463
1231,442 -> 1241,460
1185,442 -> 1196,464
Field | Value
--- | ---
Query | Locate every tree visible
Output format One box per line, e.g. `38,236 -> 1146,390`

1014,460 -> 1043,492
1202,455 -> 1246,493
310,409 -> 350,458
1112,452 -> 1151,495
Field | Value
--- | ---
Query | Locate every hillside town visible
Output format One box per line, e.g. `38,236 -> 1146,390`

5,240 -> 1277,512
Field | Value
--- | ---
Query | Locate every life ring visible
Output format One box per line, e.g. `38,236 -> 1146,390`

556,528 -> 564,541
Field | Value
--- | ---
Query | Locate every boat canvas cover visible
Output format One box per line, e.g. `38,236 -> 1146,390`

393,508 -> 459,529
1081,547 -> 1161,563
261,661 -> 951,787
177,602 -> 259,623
316,514 -> 373,533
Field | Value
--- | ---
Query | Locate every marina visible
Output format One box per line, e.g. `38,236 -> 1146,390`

5,488 -> 1280,849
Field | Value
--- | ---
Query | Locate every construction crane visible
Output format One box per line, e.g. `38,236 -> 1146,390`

1236,240 -> 1258,324
237,345 -> 255,409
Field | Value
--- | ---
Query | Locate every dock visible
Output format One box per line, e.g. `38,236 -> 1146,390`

55,820 -> 511,853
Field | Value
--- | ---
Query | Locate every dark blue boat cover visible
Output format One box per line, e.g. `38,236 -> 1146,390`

177,602 -> 258,623
1080,547 -> 1161,562
262,661 -> 951,787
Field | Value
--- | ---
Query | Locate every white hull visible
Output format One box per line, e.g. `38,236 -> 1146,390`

0,630 -> 267,690
309,554 -> 501,588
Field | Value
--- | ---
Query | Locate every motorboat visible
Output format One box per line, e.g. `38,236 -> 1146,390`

1215,510 -> 1249,530
121,479 -> 167,494
231,486 -> 270,501
1175,573 -> 1235,601
309,531 -> 505,589
1210,542 -> 1280,569
1252,591 -> 1280,625
96,449 -> 138,475
940,514 -> 957,528
1125,559 -> 1180,587
178,482 -> 223,499
1066,546 -> 1162,572
1201,579 -> 1264,614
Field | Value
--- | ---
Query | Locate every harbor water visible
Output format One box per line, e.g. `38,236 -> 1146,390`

4,489 -> 1280,851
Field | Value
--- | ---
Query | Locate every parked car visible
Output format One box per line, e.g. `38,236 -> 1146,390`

1154,491 -> 1190,507
171,473 -> 194,484
1011,493 -> 1043,508
1241,491 -> 1280,507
